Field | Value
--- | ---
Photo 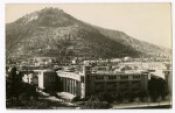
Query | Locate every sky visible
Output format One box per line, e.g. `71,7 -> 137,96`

6,3 -> 172,49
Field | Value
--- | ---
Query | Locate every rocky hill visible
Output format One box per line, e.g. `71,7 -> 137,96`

6,7 -> 171,60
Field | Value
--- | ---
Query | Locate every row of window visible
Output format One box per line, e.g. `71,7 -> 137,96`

95,81 -> 140,86
95,75 -> 141,80
95,85 -> 141,92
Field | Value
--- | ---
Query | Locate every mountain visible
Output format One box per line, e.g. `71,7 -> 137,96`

6,7 -> 171,60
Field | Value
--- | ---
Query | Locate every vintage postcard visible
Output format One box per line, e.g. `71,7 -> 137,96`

5,3 -> 172,109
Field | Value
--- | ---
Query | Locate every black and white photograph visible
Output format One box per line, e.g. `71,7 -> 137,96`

5,3 -> 173,109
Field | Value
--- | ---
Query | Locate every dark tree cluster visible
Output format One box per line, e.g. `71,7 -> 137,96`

6,66 -> 38,107
148,77 -> 168,102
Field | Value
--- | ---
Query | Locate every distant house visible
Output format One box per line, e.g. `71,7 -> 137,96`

123,56 -> 132,62
71,57 -> 78,64
110,58 -> 121,63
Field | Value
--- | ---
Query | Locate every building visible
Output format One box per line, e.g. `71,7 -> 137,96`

34,70 -> 59,91
86,70 -> 148,97
56,65 -> 149,99
21,69 -> 59,92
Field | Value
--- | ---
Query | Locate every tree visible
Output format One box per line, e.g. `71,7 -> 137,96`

9,66 -> 19,98
148,77 -> 168,102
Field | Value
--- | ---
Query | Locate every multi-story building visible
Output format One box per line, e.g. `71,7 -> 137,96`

56,65 -> 149,99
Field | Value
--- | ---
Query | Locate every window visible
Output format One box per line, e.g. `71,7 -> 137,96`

133,75 -> 140,79
120,87 -> 128,92
132,81 -> 140,86
108,76 -> 116,80
119,81 -> 128,85
107,82 -> 116,88
95,82 -> 103,85
96,76 -> 104,80
81,76 -> 85,83
120,76 -> 128,80
132,87 -> 140,91
108,89 -> 114,92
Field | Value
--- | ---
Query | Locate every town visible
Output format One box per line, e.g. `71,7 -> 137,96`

6,56 -> 172,109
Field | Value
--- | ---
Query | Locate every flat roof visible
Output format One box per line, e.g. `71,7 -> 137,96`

56,71 -> 81,81
57,70 -> 146,77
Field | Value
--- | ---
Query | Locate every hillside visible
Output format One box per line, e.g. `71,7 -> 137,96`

6,7 -> 171,60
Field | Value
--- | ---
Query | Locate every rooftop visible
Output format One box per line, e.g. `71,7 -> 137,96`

92,70 -> 145,76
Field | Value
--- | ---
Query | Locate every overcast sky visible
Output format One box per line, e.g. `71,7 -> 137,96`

6,3 -> 172,49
